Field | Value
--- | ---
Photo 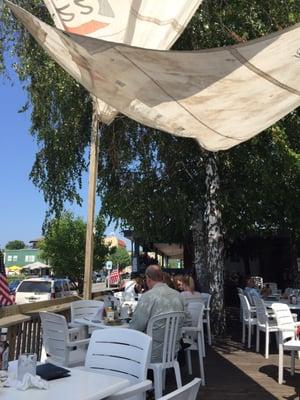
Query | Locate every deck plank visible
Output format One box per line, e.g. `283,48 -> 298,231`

165,311 -> 300,399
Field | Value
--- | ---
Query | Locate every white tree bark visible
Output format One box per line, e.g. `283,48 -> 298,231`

192,212 -> 208,292
204,152 -> 225,335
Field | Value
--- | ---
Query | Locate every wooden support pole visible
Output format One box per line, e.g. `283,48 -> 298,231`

83,106 -> 100,300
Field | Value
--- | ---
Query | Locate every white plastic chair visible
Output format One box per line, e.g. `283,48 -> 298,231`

200,293 -> 212,346
264,282 -> 279,294
70,299 -> 104,324
156,378 -> 201,400
182,301 -> 205,385
102,294 -> 121,308
253,297 -> 278,358
114,291 -> 126,302
271,303 -> 300,384
85,328 -> 152,400
147,311 -> 186,400
238,294 -> 257,348
40,311 -> 89,367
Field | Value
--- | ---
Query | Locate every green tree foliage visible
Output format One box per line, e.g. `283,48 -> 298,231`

40,212 -> 109,291
0,1 -> 92,222
5,240 -> 26,250
107,247 -> 130,269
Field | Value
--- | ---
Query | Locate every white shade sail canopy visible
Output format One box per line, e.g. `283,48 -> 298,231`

22,261 -> 51,270
43,0 -> 202,123
7,2 -> 300,151
153,243 -> 183,259
43,0 -> 202,49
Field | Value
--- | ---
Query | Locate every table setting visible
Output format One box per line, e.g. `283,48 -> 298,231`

0,352 -> 130,400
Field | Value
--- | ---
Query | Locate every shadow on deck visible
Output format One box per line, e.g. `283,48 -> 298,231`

165,307 -> 300,400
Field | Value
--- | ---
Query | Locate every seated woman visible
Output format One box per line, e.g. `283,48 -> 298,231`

260,284 -> 271,299
180,276 -> 201,299
173,274 -> 184,292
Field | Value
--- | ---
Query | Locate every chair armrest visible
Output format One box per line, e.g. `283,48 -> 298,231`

66,338 -> 90,347
108,380 -> 152,400
278,328 -> 297,333
68,327 -> 83,334
68,322 -> 82,328
182,326 -> 202,333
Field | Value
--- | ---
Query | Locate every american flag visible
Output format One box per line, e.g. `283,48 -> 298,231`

0,250 -> 13,306
109,269 -> 120,285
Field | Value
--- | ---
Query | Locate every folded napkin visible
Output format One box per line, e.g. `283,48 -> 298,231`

5,373 -> 49,391
17,373 -> 49,391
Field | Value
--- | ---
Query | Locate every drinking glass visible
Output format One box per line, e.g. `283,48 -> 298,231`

17,353 -> 37,381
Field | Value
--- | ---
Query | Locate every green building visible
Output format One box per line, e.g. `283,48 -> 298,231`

4,248 -> 44,267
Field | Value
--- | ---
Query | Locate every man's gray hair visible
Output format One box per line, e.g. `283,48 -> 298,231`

145,264 -> 163,282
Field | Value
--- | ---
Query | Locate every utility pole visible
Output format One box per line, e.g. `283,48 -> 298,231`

83,103 -> 100,299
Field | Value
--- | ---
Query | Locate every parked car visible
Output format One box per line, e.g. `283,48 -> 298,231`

15,277 -> 74,304
8,279 -> 21,295
95,272 -> 106,283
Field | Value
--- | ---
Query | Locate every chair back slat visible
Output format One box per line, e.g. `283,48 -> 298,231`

253,297 -> 268,325
199,293 -> 211,309
238,294 -> 253,320
147,311 -> 185,368
40,312 -> 69,363
85,328 -> 152,384
185,300 -> 205,329
271,303 -> 295,341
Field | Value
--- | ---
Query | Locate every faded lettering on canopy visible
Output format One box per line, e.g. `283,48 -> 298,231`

43,0 -> 202,123
7,2 -> 300,151
43,0 -> 202,49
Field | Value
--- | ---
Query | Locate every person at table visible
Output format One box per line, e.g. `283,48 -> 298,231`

173,274 -> 184,292
260,284 -> 272,299
123,276 -> 144,298
162,271 -> 176,289
244,277 -> 261,306
180,276 -> 202,299
129,264 -> 186,362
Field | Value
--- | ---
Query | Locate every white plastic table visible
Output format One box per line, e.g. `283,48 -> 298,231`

264,299 -> 300,310
74,317 -> 129,329
1,367 -> 129,400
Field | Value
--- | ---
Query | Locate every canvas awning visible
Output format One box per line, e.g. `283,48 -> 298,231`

7,265 -> 22,271
7,2 -> 300,151
22,261 -> 50,270
153,243 -> 183,259
43,0 -> 202,124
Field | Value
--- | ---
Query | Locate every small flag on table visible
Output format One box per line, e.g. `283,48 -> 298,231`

0,250 -> 13,306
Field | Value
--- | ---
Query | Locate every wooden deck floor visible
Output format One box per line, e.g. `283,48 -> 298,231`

165,308 -> 300,400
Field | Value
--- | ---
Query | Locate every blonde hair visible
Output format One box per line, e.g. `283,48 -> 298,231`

182,276 -> 195,293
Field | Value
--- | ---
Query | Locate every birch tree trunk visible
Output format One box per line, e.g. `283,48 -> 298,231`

290,235 -> 300,287
192,211 -> 208,292
204,151 -> 225,336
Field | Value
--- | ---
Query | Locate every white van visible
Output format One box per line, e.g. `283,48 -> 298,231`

15,277 -> 74,304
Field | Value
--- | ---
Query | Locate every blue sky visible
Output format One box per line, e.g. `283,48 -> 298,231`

0,66 -> 128,249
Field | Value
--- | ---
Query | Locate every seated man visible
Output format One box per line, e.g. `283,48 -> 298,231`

244,277 -> 261,306
130,264 -> 186,362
